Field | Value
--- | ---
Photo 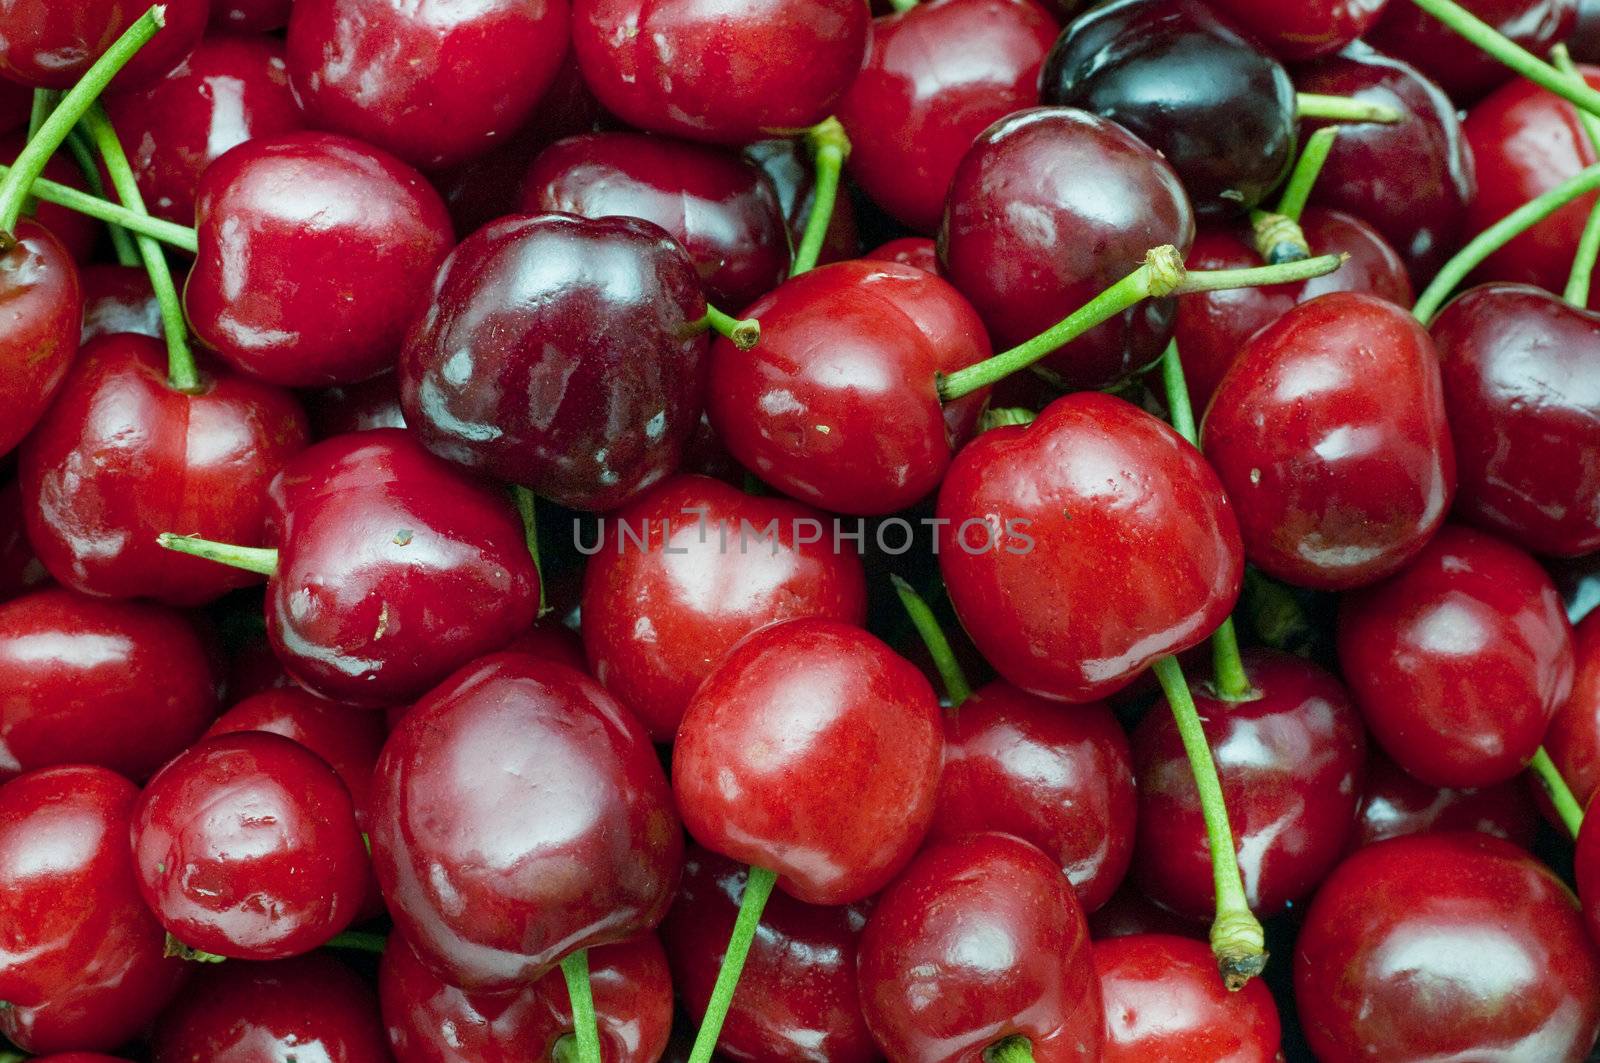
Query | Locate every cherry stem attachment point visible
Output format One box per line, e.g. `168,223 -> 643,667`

685,865 -> 778,1063
1553,46 -> 1600,307
1294,92 -> 1402,124
790,117 -> 850,277
0,159 -> 197,250
561,949 -> 603,1063
156,532 -> 278,576
1407,0 -> 1600,120
511,486 -> 548,616
701,304 -> 761,349
1529,746 -> 1584,840
984,1036 -> 1035,1063
323,930 -> 388,954
63,128 -> 140,267
1248,211 -> 1310,264
890,574 -> 972,708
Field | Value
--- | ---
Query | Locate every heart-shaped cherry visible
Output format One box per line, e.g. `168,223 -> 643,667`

1352,748 -> 1540,850
1369,0 -> 1578,100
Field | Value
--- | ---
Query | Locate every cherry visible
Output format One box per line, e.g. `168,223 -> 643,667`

1338,524 -> 1575,787
866,236 -> 939,273
1203,0 -> 1386,59
305,372 -> 407,438
675,618 -> 942,905
30,1056 -> 134,1062
705,259 -> 991,515
939,107 -> 1194,389
0,588 -> 217,781
1579,809 -> 1600,950
185,131 -> 455,388
1352,747 -> 1540,850
1296,832 -> 1600,1062
1,132 -> 102,261
1546,608 -> 1600,813
1369,0 -> 1578,101
744,138 -> 860,266
1131,648 -> 1367,920
214,0 -> 291,31
0,479 -> 46,601
0,0 -> 208,90
856,832 -> 1103,1063
520,132 -> 790,308
398,213 -> 708,512
937,392 -> 1242,703
0,220 -> 81,460
580,474 -> 868,741
151,953 -> 391,1063
1095,934 -> 1281,1062
79,263 -> 162,342
833,0 -> 1058,233
286,0 -> 569,170
381,931 -> 675,1063
0,766 -> 187,1053
660,847 -> 877,1063
570,0 -> 869,144
370,652 -> 681,993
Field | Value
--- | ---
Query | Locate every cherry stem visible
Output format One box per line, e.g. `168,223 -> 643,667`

0,1050 -> 24,1063
1158,340 -> 1199,442
1414,160 -> 1600,322
978,406 -> 1037,431
1408,0 -> 1600,119
886,0 -> 918,10
512,486 -> 549,617
0,159 -> 197,249
1294,92 -> 1402,124
63,128 -> 140,267
561,950 -> 603,1063
164,933 -> 227,963
938,248 -> 1347,402
701,304 -> 761,349
1248,210 -> 1310,264
20,89 -> 56,218
1553,46 -> 1600,307
1275,126 -> 1339,223
984,1036 -> 1035,1063
1151,654 -> 1267,990
156,532 -> 279,576
686,864 -> 778,1063
790,117 -> 850,277
0,5 -> 165,242
1529,746 -> 1584,839
890,574 -> 972,708
322,930 -> 388,953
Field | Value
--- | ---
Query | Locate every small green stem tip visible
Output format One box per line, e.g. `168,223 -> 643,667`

511,486 -> 549,616
164,934 -> 227,963
1529,746 -> 1585,840
984,1036 -> 1034,1063
323,930 -> 388,954
1248,211 -> 1310,264
685,866 -> 778,1063
702,304 -> 761,350
890,574 -> 972,708
978,406 -> 1038,432
561,950 -> 603,1063
1295,92 -> 1403,124
156,533 -> 278,576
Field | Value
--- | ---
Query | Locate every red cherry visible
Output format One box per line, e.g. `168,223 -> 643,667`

1368,0 -> 1578,101
30,1055 -> 134,1063
0,220 -> 81,460
503,617 -> 589,673
0,0 -> 208,89
79,263 -> 164,343
1544,607 -> 1600,812
1095,934 -> 1281,1062
570,0 -> 869,144
1577,808 -> 1600,950
370,653 -> 682,993
705,259 -> 991,515
2,134 -> 102,262
865,236 -> 939,274
940,107 -> 1195,389
1338,524 -> 1575,788
856,832 -> 1103,1063
745,138 -> 860,266
185,131 -> 455,388
381,931 -> 675,1063
937,392 -> 1243,703
1202,0 -> 1387,60
0,588 -> 217,781
0,478 -> 47,601
213,0 -> 291,31
1352,748 -> 1540,850
674,618 -> 943,905
1296,832 -> 1600,1062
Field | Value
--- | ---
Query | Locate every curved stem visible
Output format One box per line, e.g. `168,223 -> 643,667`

0,159 -> 196,249
1152,655 -> 1267,990
1414,161 -> 1600,322
1530,746 -> 1584,839
1294,93 -> 1402,124
1407,0 -> 1600,120
323,930 -> 388,953
512,486 -> 548,616
1274,126 -> 1339,223
701,304 -> 761,350
890,575 -> 972,708
1248,211 -> 1309,264
1158,340 -> 1198,444
561,950 -> 603,1063
790,118 -> 849,277
1553,46 -> 1600,307
156,533 -> 278,576
686,865 -> 777,1063
63,128 -> 139,267
985,1037 -> 1034,1063
886,0 -> 918,10
25,89 -> 54,143
0,5 -> 164,241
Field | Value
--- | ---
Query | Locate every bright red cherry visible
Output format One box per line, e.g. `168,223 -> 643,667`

570,0 -> 869,144
0,221 -> 81,460
857,832 -> 1103,1063
185,131 -> 455,388
2,134 -> 102,262
1369,0 -> 1578,101
0,479 -> 46,601
79,263 -> 162,343
937,392 -> 1242,703
0,588 -> 217,781
381,931 -> 675,1063
1352,748 -> 1540,850
1297,832 -> 1600,1062
866,236 -> 939,273
371,652 -> 682,993
705,259 -> 991,515
1548,609 -> 1600,812
1203,0 -> 1387,59
0,0 -> 209,89
674,618 -> 943,905
1338,524 -> 1575,788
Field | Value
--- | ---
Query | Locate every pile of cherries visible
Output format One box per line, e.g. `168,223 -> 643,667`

12,0 -> 1600,1059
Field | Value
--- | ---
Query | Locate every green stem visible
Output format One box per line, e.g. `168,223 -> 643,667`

1158,340 -> 1198,444
701,304 -> 761,350
790,118 -> 849,277
1554,46 -> 1600,307
512,486 -> 548,616
63,128 -> 139,267
156,533 -> 278,576
561,950 -> 603,1063
1414,161 -> 1600,322
1407,0 -> 1600,120
1294,92 -> 1403,124
686,865 -> 778,1063
323,930 -> 388,953
0,159 -> 196,249
985,1037 -> 1034,1063
1274,126 -> 1339,223
1151,655 -> 1267,990
164,933 -> 227,963
0,5 -> 164,241
25,88 -> 54,143
1208,618 -> 1257,702
1529,746 -> 1584,839
1247,210 -> 1310,264
978,406 -> 1037,431
551,1036 -> 579,1063
0,1050 -> 25,1063
886,0 -> 918,10
890,575 -> 972,708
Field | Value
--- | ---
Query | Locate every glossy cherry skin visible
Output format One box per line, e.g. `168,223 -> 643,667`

0,767 -> 187,1053
1352,748 -> 1539,850
371,652 -> 682,993
400,212 -> 708,512
521,132 -> 790,308
304,373 -> 407,437
1579,809 -> 1600,951
261,428 -> 540,706
1338,524 -> 1575,788
79,263 -> 162,342
1297,832 -> 1600,1062
834,0 -> 1057,233
1370,0 -> 1577,101
939,107 -> 1194,390
571,0 -> 868,144
580,474 -> 868,741
706,259 -> 992,515
20,334 -> 311,606
866,236 -> 939,274
2,134 -> 102,262
857,832 -> 1103,1063
1202,292 -> 1456,591
1548,609 -> 1600,814
382,931 -> 674,1063
1132,649 -> 1366,920
661,847 -> 877,1063
0,0 -> 209,90
937,392 -> 1242,703
0,588 -> 217,780
744,138 -> 860,266
186,131 -> 455,388
1203,0 -> 1385,59
674,618 -> 943,905
215,0 -> 291,31
287,0 -> 569,170
1095,934 -> 1281,1062
931,681 -> 1136,914
0,221 -> 81,461
1175,207 -> 1412,411
151,953 -> 391,1063
1297,44 -> 1478,283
